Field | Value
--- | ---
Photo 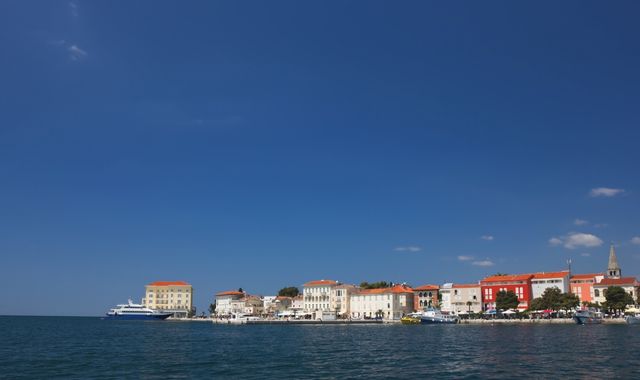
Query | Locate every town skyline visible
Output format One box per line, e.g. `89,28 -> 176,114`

1,1 -> 640,316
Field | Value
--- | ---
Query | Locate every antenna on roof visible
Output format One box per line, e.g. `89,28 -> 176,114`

567,258 -> 572,274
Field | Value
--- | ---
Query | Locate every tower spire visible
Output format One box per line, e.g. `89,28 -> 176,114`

607,243 -> 621,279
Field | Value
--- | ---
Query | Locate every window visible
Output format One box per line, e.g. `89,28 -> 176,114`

594,289 -> 600,297
454,290 -> 458,296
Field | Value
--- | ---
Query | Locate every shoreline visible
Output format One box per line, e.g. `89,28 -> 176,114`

168,317 -> 628,325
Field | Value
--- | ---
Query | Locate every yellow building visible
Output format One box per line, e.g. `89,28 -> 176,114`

141,281 -> 194,318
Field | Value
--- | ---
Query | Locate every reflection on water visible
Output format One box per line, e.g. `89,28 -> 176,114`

0,317 -> 639,379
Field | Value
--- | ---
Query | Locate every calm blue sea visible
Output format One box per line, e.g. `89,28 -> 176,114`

1,316 -> 639,379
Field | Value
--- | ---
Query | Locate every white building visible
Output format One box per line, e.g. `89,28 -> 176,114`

350,284 -> 414,320
303,279 -> 339,318
439,283 -> 454,313
450,284 -> 482,315
332,284 -> 357,317
262,296 -> 277,313
215,290 -> 244,316
530,271 -> 570,299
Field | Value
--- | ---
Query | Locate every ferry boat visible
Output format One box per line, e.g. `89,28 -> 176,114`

415,308 -> 459,324
573,309 -> 603,325
106,300 -> 173,320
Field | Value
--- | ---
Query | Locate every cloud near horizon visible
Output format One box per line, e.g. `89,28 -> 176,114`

472,260 -> 495,267
631,237 -> 640,245
457,255 -> 474,261
589,187 -> 625,198
574,219 -> 588,226
480,235 -> 494,241
549,232 -> 603,249
394,246 -> 421,253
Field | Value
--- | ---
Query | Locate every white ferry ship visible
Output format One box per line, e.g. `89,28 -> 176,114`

106,300 -> 173,320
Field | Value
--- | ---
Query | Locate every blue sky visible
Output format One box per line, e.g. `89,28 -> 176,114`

1,1 -> 640,316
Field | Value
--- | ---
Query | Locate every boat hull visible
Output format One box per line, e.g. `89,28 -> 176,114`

573,315 -> 602,325
420,317 -> 458,324
105,313 -> 172,320
625,316 -> 640,324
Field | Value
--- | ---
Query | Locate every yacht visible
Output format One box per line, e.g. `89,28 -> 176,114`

106,300 -> 173,320
573,309 -> 603,325
414,308 -> 459,324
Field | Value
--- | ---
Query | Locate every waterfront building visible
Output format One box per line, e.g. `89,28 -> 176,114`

141,281 -> 193,318
303,279 -> 339,318
530,271 -> 570,299
570,273 -> 604,303
271,296 -> 293,314
349,284 -> 414,320
450,284 -> 482,315
290,295 -> 304,316
413,284 -> 439,311
593,277 -> 639,305
262,296 -> 277,313
332,284 -> 358,317
215,290 -> 245,316
239,295 -> 264,315
480,274 -> 533,311
439,283 -> 454,313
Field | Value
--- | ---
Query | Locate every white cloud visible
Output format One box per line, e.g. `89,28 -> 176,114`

68,45 -> 88,60
574,219 -> 588,226
472,260 -> 495,267
549,233 -> 603,249
580,253 -> 591,257
394,246 -> 421,253
457,255 -> 474,261
549,237 -> 563,246
631,237 -> 640,245
589,187 -> 625,198
69,1 -> 78,17
480,235 -> 494,241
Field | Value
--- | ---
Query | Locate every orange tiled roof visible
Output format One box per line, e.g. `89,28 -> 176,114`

216,290 -> 244,296
358,284 -> 414,294
481,274 -> 533,283
148,281 -> 190,286
413,284 -> 439,291
570,273 -> 602,280
453,283 -> 480,289
596,277 -> 638,286
532,271 -> 570,279
304,279 -> 338,286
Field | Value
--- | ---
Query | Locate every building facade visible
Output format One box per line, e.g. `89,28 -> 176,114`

531,271 -> 570,299
450,284 -> 482,315
332,284 -> 357,317
141,281 -> 193,318
570,273 -> 604,303
480,274 -> 533,311
439,283 -> 454,313
303,279 -> 339,317
413,284 -> 439,311
215,290 -> 245,316
349,284 -> 414,320
593,277 -> 639,305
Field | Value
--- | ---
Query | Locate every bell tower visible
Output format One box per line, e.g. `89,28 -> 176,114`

606,243 -> 621,279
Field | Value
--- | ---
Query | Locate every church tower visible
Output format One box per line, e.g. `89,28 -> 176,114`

606,243 -> 621,279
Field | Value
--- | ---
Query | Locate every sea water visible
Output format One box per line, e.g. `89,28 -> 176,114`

1,316 -> 639,379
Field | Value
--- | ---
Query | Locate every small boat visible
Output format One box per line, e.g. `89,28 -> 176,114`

573,309 -> 602,325
219,313 -> 263,324
416,308 -> 459,324
625,315 -> 640,324
401,314 -> 421,324
106,299 -> 173,320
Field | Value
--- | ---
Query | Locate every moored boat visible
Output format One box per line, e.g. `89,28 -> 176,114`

625,315 -> 640,324
400,314 -> 421,324
416,308 -> 459,324
573,309 -> 602,325
106,300 -> 173,320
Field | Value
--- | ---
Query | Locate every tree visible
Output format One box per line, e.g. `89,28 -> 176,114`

540,287 -> 563,311
496,290 -> 519,311
528,297 -> 545,312
360,281 -> 391,289
209,303 -> 216,315
238,288 -> 244,293
188,307 -> 196,318
604,286 -> 634,315
278,286 -> 300,297
492,273 -> 509,276
559,293 -> 580,313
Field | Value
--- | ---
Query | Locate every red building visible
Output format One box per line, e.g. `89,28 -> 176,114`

413,284 -> 439,311
480,274 -> 533,311
569,273 -> 604,303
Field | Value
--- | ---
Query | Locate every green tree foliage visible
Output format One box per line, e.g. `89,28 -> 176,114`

559,293 -> 580,312
604,286 -> 634,315
208,303 -> 216,315
528,297 -> 545,311
277,287 -> 300,297
540,287 -> 563,311
360,281 -> 391,289
496,290 -> 519,310
238,288 -> 244,293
